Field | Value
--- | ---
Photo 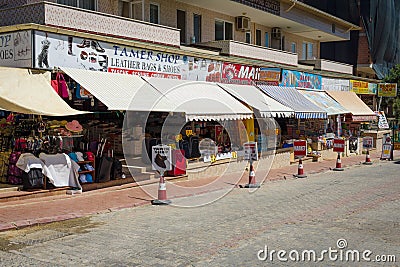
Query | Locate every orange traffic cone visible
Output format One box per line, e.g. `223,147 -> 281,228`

294,158 -> 307,178
363,150 -> 373,165
333,153 -> 344,171
151,175 -> 171,205
244,163 -> 260,188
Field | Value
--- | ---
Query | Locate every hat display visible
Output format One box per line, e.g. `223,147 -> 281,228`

65,120 -> 83,133
76,152 -> 85,162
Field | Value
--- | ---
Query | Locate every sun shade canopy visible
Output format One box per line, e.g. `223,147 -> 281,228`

298,90 -> 350,116
143,78 -> 253,121
326,91 -> 377,121
61,67 -> 178,112
256,84 -> 327,119
0,67 -> 86,116
217,83 -> 294,118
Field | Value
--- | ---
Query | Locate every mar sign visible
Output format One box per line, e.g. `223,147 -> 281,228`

293,140 -> 307,158
333,138 -> 345,153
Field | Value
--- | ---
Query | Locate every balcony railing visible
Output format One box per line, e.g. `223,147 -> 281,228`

201,40 -> 298,67
300,59 -> 353,74
0,2 -> 181,47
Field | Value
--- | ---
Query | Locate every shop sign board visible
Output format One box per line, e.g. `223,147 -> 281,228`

293,140 -> 307,157
322,78 -> 350,91
378,83 -> 397,97
333,138 -> 345,153
381,144 -> 392,159
374,111 -> 389,129
280,69 -> 321,89
0,30 -> 32,68
394,142 -> 400,151
258,67 -> 280,86
362,136 -> 374,149
350,80 -> 373,95
33,31 -> 226,81
244,141 -> 258,161
221,63 -> 259,85
152,145 -> 172,173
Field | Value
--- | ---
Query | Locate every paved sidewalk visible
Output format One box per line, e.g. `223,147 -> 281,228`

0,150 -> 397,232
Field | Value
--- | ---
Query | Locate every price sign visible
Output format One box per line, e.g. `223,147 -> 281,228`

244,142 -> 258,161
381,144 -> 392,159
362,136 -> 374,149
333,138 -> 345,153
293,140 -> 307,158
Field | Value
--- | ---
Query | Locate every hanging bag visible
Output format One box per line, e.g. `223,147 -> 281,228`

51,73 -> 69,98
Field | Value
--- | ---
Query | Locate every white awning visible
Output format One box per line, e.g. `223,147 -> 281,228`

60,67 -> 179,112
217,83 -> 294,118
0,67 -> 86,116
143,78 -> 253,121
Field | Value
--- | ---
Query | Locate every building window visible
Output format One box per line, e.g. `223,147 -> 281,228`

57,0 -> 97,11
302,42 -> 314,59
120,0 -> 132,18
193,14 -> 202,43
215,20 -> 233,41
291,42 -> 296,53
245,32 -> 251,44
255,29 -> 261,46
307,42 -> 314,59
177,10 -> 186,44
265,32 -> 269,47
150,3 -> 159,24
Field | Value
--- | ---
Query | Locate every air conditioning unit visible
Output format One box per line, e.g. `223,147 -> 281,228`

271,27 -> 282,39
235,16 -> 251,31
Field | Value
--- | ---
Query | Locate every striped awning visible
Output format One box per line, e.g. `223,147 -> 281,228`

256,84 -> 327,119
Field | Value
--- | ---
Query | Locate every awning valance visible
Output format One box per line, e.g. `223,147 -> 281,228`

217,83 -> 294,118
60,67 -> 178,112
0,67 -> 86,116
298,90 -> 350,116
143,78 -> 253,121
326,91 -> 377,121
256,84 -> 327,119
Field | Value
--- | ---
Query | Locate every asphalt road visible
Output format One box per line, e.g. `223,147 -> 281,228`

0,160 -> 399,266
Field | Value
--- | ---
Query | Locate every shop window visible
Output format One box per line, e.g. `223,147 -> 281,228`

57,0 -> 97,11
245,31 -> 251,44
215,20 -> 233,41
149,3 -> 159,24
177,10 -> 186,44
255,29 -> 261,46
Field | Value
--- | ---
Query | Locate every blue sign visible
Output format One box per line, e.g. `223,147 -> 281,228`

280,69 -> 322,89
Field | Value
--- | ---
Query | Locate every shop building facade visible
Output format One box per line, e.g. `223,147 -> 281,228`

0,0 -> 383,190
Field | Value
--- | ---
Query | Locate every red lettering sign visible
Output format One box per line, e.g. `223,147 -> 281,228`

333,138 -> 345,153
293,140 -> 307,157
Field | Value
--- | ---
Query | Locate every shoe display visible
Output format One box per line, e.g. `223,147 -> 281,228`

154,153 -> 167,169
77,39 -> 90,48
91,41 -> 105,53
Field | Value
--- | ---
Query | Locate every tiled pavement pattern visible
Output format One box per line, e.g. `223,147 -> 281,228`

0,150 -> 398,266
0,150 -> 397,232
